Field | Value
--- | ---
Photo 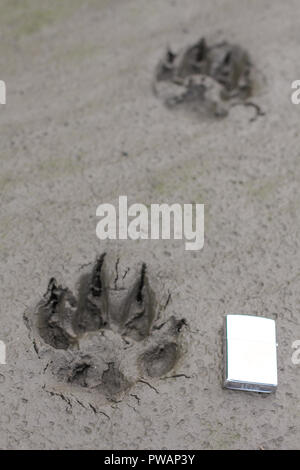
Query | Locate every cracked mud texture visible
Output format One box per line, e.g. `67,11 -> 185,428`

24,255 -> 186,404
1,0 -> 300,451
154,37 -> 257,117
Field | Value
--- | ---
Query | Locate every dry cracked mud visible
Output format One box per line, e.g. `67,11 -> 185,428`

23,254 -> 187,408
154,37 -> 263,119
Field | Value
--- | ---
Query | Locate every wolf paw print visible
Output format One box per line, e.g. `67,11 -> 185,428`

154,36 -> 264,120
24,254 -> 186,406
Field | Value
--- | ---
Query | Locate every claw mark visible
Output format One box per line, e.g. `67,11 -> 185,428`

33,338 -> 39,356
136,263 -> 146,303
114,258 -> 120,290
90,253 -> 106,297
163,292 -> 171,310
122,268 -> 130,280
155,291 -> 171,326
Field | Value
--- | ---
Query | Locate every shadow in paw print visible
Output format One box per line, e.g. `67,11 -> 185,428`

37,278 -> 77,350
118,263 -> 156,341
24,254 -> 186,405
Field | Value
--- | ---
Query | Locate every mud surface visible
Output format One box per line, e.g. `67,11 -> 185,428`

1,0 -> 300,450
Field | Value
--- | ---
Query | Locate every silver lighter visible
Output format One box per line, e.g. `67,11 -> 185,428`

224,315 -> 278,393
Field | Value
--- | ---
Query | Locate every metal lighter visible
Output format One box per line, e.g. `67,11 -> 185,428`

224,314 -> 278,393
